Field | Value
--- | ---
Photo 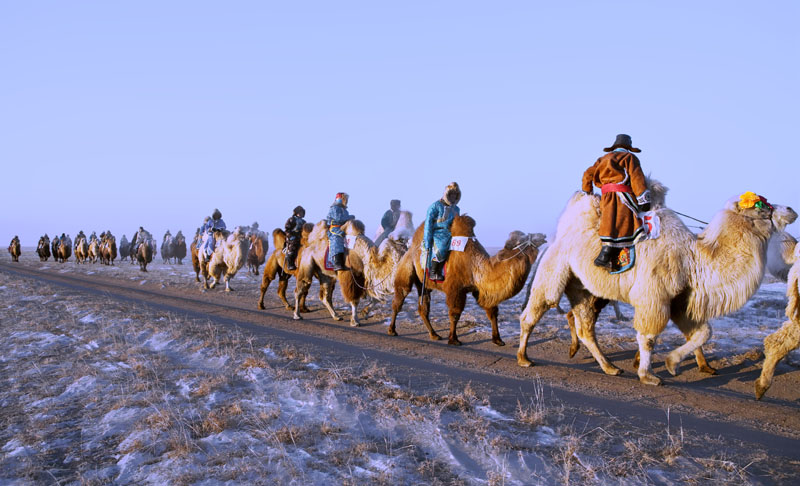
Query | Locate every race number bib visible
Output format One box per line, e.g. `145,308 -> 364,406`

346,235 -> 357,249
640,211 -> 660,240
449,237 -> 469,252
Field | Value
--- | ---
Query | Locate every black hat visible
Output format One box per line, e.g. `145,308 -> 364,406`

294,205 -> 306,217
603,134 -> 641,153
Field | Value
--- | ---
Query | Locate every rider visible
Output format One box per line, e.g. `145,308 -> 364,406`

200,209 -> 227,257
423,182 -> 461,281
326,193 -> 355,271
284,206 -> 306,271
581,134 -> 650,270
375,199 -> 402,247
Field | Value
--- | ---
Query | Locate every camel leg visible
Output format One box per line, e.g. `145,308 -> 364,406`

664,321 -> 712,376
635,332 -> 662,385
517,290 -> 554,367
446,290 -> 468,346
667,317 -> 717,375
755,320 -> 800,400
257,273 -> 274,310
224,274 -> 234,292
566,310 -> 580,358
417,289 -> 442,341
292,274 -> 313,320
483,306 -> 505,346
613,301 -> 628,321
388,284 -> 410,337
349,301 -> 360,327
565,290 -> 622,376
320,279 -> 341,321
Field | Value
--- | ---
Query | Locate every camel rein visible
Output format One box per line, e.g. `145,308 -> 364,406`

672,210 -> 709,226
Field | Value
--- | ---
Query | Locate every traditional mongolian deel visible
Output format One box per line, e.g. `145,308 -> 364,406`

582,149 -> 650,249
423,199 -> 461,263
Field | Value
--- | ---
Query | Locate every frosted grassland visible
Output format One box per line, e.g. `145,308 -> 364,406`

0,258 -> 786,484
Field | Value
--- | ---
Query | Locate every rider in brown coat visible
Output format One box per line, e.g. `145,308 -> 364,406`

582,134 -> 650,269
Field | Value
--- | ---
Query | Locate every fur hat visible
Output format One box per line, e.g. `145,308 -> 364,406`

603,134 -> 641,153
334,192 -> 349,207
294,205 -> 306,217
390,199 -> 401,210
212,208 -> 222,220
443,182 -> 461,206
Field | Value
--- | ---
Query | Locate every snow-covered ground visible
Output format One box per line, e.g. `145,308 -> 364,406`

1,250 -> 796,484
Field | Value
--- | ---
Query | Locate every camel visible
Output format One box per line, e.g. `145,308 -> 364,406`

247,232 -> 269,275
373,210 -> 416,246
56,235 -> 72,263
100,234 -> 117,265
172,232 -> 187,264
755,234 -> 800,399
74,236 -> 89,264
389,216 -> 546,346
161,232 -> 173,263
88,237 -> 101,263
291,220 -> 367,325
518,186 -> 797,385
257,225 -> 312,312
8,237 -> 21,262
37,235 -> 50,261
136,240 -> 154,272
190,234 -> 201,282
119,236 -> 130,261
51,237 -> 60,262
201,227 -> 249,291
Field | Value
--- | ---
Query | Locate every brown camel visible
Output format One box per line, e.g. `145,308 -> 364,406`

88,237 -> 101,263
292,220 -> 366,325
190,234 -> 201,282
8,238 -> 21,262
389,216 -> 546,346
519,188 -> 796,385
100,234 -> 117,265
136,241 -> 153,272
257,225 -> 312,312
74,236 -> 89,264
57,236 -> 72,263
247,232 -> 269,275
37,236 -> 50,261
172,232 -> 187,264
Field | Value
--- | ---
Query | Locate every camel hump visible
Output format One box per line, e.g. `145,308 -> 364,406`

451,215 -> 476,237
345,219 -> 366,235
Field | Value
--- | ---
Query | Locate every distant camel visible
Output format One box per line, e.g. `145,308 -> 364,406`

247,231 -> 269,275
136,239 -> 154,272
37,235 -> 50,261
8,237 -> 21,262
88,237 -> 101,263
172,232 -> 187,264
56,235 -> 72,263
100,233 -> 117,265
74,236 -> 88,264
190,234 -> 201,282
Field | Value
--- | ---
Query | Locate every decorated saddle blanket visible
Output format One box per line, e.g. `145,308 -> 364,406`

608,211 -> 659,274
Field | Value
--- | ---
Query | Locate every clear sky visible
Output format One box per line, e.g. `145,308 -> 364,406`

3,1 -> 798,248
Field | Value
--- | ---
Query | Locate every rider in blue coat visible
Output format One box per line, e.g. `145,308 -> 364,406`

200,208 -> 227,257
326,192 -> 355,271
423,182 -> 461,281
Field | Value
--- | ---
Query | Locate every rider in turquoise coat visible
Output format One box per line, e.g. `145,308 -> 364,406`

423,182 -> 461,281
326,192 -> 355,271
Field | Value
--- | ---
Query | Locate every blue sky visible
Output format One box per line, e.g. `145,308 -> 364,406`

3,1 -> 798,247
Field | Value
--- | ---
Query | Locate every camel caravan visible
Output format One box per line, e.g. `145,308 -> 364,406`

8,136 -> 799,400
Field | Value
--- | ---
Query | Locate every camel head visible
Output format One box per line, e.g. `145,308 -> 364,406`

451,215 -> 477,237
502,231 -> 547,263
727,192 -> 797,234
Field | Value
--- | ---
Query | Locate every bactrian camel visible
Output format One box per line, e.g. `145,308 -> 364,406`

292,220 -> 368,326
389,215 -> 546,346
519,185 -> 797,385
37,235 -> 50,261
8,238 -> 21,262
200,227 -> 249,291
257,224 -> 311,312
755,234 -> 800,399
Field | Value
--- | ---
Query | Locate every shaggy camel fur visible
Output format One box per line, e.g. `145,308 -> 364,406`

88,237 -> 100,264
247,232 -> 268,275
336,219 -> 413,324
257,225 -> 312,312
136,241 -> 153,272
201,228 -> 249,291
100,234 -> 117,265
389,216 -> 546,346
755,236 -> 800,399
519,187 -> 797,385
57,236 -> 72,263
766,231 -> 797,282
8,238 -> 21,262
37,236 -> 50,261
74,236 -> 89,264
292,220 -> 367,325
190,235 -> 201,282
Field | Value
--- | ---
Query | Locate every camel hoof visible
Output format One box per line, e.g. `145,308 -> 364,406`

638,373 -> 662,386
448,339 -> 461,346
300,307 -> 311,313
350,321 -> 359,327
429,333 -> 442,341
517,356 -> 534,368
698,364 -> 717,375
225,288 -> 232,292
603,365 -> 623,376
333,316 -> 342,322
569,343 -> 580,358
293,314 -> 303,320
387,329 -> 398,337
258,303 -> 265,310
492,338 -> 506,347
754,380 -> 768,400
665,354 -> 680,376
